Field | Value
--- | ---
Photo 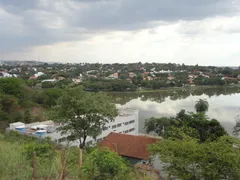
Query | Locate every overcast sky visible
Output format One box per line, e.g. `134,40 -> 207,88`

0,0 -> 240,65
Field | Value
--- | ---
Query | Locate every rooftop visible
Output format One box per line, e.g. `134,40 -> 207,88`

100,132 -> 159,160
118,108 -> 138,117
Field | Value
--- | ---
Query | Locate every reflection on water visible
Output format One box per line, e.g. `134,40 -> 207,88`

109,87 -> 240,134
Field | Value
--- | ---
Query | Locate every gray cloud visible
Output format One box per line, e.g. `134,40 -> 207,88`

0,0 -> 238,52
71,0 -> 237,30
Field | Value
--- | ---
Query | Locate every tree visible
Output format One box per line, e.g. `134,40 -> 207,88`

42,88 -> 62,107
26,79 -> 38,87
51,87 -> 118,166
144,110 -> 227,142
82,148 -> 130,180
24,110 -> 32,123
149,132 -> 240,180
144,117 -> 175,137
233,113 -> 240,136
41,81 -> 55,88
194,99 -> 209,113
0,78 -> 25,98
0,94 -> 18,114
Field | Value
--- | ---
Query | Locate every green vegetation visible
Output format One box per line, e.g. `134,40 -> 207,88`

82,148 -> 131,180
0,132 -> 150,180
51,87 -> 118,149
145,110 -> 227,142
0,78 -> 64,129
194,98 -> 209,113
0,132 -> 66,180
82,79 -> 137,92
1,62 -> 239,179
233,113 -> 240,136
149,132 -> 240,180
145,99 -> 240,179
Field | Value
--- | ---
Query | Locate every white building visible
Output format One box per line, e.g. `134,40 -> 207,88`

35,72 -> 44,77
0,71 -> 18,78
8,108 -> 139,146
42,79 -> 56,83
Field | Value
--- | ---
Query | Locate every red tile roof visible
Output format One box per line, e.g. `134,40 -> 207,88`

29,75 -> 37,79
100,132 -> 158,160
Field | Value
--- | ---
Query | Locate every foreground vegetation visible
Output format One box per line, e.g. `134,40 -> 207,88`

0,131 -> 151,180
149,132 -> 240,180
145,99 -> 240,179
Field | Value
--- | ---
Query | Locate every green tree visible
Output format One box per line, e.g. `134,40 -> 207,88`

194,99 -> 209,113
144,117 -> 175,137
42,88 -> 62,107
24,110 -> 32,123
0,78 -> 25,98
51,87 -> 118,166
82,148 -> 130,180
41,81 -> 55,88
145,110 -> 227,142
26,79 -> 38,87
149,132 -> 240,180
233,113 -> 240,136
0,94 -> 18,114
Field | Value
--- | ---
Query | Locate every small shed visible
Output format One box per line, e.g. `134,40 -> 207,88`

9,122 -> 25,130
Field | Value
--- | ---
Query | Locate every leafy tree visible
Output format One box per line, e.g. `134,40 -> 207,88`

24,110 -> 32,123
144,117 -> 175,137
0,109 -> 12,129
145,110 -> 227,142
233,113 -> 240,136
51,87 -> 118,166
26,79 -> 38,87
42,88 -> 62,107
185,113 -> 227,142
194,99 -> 209,113
37,74 -> 53,81
82,148 -> 130,180
0,94 -> 18,114
149,133 -> 240,180
0,78 -> 25,98
41,81 -> 55,88
55,79 -> 73,88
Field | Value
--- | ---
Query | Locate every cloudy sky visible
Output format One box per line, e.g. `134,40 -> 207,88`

0,0 -> 240,65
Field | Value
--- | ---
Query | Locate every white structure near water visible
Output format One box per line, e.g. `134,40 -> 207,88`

8,108 -> 139,146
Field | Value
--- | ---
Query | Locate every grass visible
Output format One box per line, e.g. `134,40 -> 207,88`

0,132 -> 152,180
0,133 -> 82,180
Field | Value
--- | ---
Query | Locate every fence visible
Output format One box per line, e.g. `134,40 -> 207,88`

32,150 -> 68,180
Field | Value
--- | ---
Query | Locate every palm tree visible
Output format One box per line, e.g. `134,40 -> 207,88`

194,99 -> 209,113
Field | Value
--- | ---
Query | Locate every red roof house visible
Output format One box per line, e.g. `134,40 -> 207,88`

100,132 -> 158,162
29,75 -> 37,80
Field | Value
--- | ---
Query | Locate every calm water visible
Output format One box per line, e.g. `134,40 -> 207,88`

109,87 -> 240,135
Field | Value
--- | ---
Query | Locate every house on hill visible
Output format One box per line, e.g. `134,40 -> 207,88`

100,132 -> 159,165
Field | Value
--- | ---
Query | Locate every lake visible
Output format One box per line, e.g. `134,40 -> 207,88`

108,86 -> 240,135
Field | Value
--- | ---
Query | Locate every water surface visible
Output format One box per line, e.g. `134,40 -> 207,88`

109,87 -> 240,134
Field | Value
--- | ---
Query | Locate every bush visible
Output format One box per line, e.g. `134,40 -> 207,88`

42,81 -> 55,88
22,143 -> 56,160
82,148 -> 130,180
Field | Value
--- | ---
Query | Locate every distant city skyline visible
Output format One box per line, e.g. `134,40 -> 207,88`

1,60 -> 239,68
0,0 -> 240,66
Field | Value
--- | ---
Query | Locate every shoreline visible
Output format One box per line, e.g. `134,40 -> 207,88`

106,84 -> 240,94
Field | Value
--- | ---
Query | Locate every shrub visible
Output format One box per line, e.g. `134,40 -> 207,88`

22,142 -> 56,160
82,148 -> 130,180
